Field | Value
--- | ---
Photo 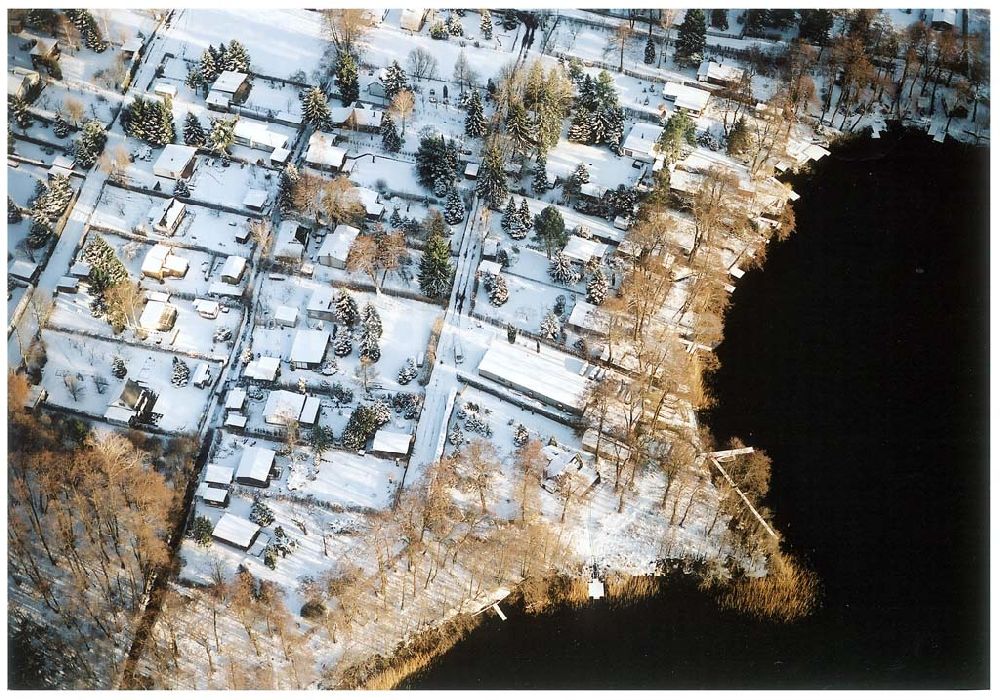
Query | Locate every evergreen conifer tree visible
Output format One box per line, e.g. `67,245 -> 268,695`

208,116 -> 236,154
383,60 -> 408,99
200,48 -> 220,83
53,114 -> 70,138
301,86 -> 331,128
444,188 -> 465,225
390,206 -> 403,228
418,233 -> 453,299
173,179 -> 190,197
9,96 -> 32,130
224,39 -> 251,72
480,10 -> 493,39
183,112 -> 206,146
335,288 -> 360,327
335,51 -> 360,106
501,197 -> 517,234
488,273 -> 508,306
644,35 -> 656,64
532,153 -> 549,194
380,111 -> 402,152
278,164 -> 299,214
548,252 -> 579,285
476,141 -> 508,210
540,311 -> 561,339
675,9 -> 707,66
464,89 -> 486,138
586,268 -> 609,304
8,196 -> 22,224
505,102 -> 533,155
359,303 -> 382,362
710,9 -> 729,30
333,327 -> 353,356
73,120 -> 107,168
517,198 -> 533,233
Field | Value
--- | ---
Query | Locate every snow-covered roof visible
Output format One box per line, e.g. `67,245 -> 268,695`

243,188 -> 267,209
668,168 -> 704,195
351,186 -> 384,217
290,328 -> 330,365
212,70 -> 249,95
122,37 -> 143,53
205,463 -> 234,485
305,131 -> 347,169
192,362 -> 211,385
562,235 -> 609,264
482,237 -> 499,258
225,387 -> 247,410
274,220 -> 306,259
138,300 -> 176,331
270,147 -> 291,164
244,356 -> 280,381
153,144 -> 197,178
69,261 -> 91,278
580,182 -> 606,199
225,413 -> 248,428
236,446 -> 275,484
154,82 -> 177,98
146,289 -> 171,303
196,483 -> 229,504
622,122 -> 664,158
317,224 -> 361,265
662,82 -> 711,113
697,60 -> 745,84
330,104 -> 383,129
299,396 -> 321,425
212,512 -> 259,549
478,260 -> 502,277
56,276 -> 78,292
264,389 -> 306,424
477,342 -> 592,414
275,304 -> 298,326
464,162 -> 480,178
372,429 -> 413,456
148,197 -> 185,229
400,8 -> 427,31
141,243 -> 189,278
567,300 -> 609,334
234,119 -> 288,150
220,255 -> 247,282
206,90 -> 230,108
8,259 -> 38,282
932,8 -> 957,25
307,287 -> 335,316
194,298 -> 220,317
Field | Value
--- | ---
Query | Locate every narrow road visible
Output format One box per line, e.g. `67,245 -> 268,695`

407,194 -> 484,482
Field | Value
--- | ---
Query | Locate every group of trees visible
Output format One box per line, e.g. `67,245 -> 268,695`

289,172 -> 364,229
567,70 -> 625,151
25,174 -> 74,249
8,391 -> 193,686
64,9 -> 109,53
72,121 -> 107,168
122,95 -> 175,146
188,40 -> 251,89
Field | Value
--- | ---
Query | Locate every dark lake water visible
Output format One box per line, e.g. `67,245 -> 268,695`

408,129 -> 990,690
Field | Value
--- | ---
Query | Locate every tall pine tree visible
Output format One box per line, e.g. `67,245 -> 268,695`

476,141 -> 508,210
301,86 -> 331,128
380,111 -> 402,152
183,112 -> 206,146
418,233 -> 453,299
382,60 -> 408,99
335,51 -> 360,106
464,89 -> 486,138
675,9 -> 707,66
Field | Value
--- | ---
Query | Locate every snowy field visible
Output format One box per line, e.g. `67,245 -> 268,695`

165,8 -> 328,81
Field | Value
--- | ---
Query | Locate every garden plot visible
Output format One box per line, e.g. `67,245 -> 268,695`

38,328 -> 220,433
287,450 -> 404,511
244,80 -> 304,118
50,287 -> 242,358
9,137 -> 68,164
188,156 -> 275,210
165,8 -> 328,81
444,385 -> 583,522
368,11 -> 521,89
475,269 -> 578,335
32,79 -> 118,125
7,163 -> 49,257
250,279 -> 442,394
82,230 -> 229,297
342,156 -> 423,198
546,137 -> 647,196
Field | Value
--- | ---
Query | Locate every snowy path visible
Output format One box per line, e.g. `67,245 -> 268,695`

406,195 -> 485,483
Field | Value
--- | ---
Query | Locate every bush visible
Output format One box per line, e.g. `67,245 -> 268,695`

301,598 -> 327,620
192,516 -> 213,546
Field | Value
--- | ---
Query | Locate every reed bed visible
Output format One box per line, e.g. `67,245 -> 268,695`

717,552 -> 820,623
